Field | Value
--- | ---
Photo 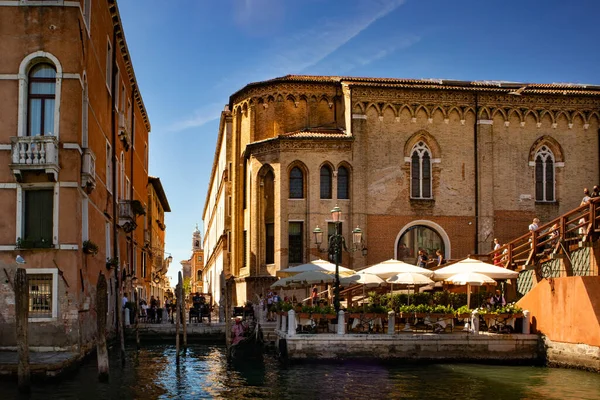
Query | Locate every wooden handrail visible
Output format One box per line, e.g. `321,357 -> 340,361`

488,197 -> 600,272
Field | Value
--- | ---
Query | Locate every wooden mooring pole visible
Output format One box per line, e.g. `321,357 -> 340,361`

15,268 -> 30,392
96,272 -> 109,381
181,271 -> 187,349
225,277 -> 232,354
175,274 -> 181,363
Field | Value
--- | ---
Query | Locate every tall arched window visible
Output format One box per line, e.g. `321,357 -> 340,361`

28,63 -> 56,136
337,166 -> 349,199
410,141 -> 432,199
535,145 -> 555,202
289,167 -> 304,199
320,165 -> 332,199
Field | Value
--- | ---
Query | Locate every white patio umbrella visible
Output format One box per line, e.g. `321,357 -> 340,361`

289,270 -> 336,286
445,272 -> 496,309
360,259 -> 434,279
340,272 -> 385,287
276,259 -> 355,277
432,257 -> 519,280
386,272 -> 434,305
270,276 -> 303,289
340,272 -> 385,310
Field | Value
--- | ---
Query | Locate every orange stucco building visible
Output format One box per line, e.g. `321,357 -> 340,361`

0,0 -> 169,352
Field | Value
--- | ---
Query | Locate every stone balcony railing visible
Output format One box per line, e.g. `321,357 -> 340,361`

10,135 -> 59,181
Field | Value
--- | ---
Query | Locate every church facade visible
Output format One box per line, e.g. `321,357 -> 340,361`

202,75 -> 600,305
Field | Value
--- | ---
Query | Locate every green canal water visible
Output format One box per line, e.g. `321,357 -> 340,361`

1,344 -> 599,399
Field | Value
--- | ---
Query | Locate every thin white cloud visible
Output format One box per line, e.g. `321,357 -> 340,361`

332,34 -> 421,74
266,0 -> 406,75
167,0 -> 407,132
167,102 -> 225,133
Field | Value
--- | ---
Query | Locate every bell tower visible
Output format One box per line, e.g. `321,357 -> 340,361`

192,223 -> 202,251
191,224 -> 204,293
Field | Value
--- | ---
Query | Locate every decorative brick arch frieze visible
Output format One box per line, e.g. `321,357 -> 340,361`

351,94 -> 599,129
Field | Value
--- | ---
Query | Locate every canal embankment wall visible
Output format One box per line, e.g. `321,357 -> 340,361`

277,332 -> 541,362
517,276 -> 600,372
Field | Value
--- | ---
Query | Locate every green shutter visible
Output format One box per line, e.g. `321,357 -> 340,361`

24,190 -> 53,247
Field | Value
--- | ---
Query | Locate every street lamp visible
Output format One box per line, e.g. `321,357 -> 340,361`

313,206 -> 365,313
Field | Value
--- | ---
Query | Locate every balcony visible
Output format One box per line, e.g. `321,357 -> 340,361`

81,148 -> 96,193
118,200 -> 137,233
118,199 -> 145,233
10,135 -> 59,181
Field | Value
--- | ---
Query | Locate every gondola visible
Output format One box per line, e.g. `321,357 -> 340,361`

228,321 -> 265,362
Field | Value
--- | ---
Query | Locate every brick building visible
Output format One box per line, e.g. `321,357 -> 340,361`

202,75 -> 600,306
0,0 -> 168,352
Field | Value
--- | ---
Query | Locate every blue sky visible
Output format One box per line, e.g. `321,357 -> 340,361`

116,0 -> 600,284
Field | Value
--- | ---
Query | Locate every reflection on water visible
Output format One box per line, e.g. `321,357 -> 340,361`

1,344 -> 599,399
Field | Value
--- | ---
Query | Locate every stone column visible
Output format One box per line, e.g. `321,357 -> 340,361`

337,310 -> 346,335
287,310 -> 296,336
275,313 -> 281,331
387,311 -> 395,335
522,310 -> 531,334
281,315 -> 287,334
471,310 -> 480,333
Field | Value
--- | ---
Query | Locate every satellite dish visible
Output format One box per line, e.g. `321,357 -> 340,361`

16,255 -> 26,264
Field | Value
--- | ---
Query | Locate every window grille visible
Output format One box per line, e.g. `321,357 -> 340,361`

28,274 -> 53,318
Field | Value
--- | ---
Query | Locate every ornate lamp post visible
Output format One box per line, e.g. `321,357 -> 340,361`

313,206 -> 365,313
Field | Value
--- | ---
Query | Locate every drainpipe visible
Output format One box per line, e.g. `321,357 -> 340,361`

111,28 -> 120,335
473,92 -> 479,254
129,87 -> 136,292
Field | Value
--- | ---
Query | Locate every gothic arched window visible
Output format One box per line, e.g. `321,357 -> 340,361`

337,166 -> 349,199
410,141 -> 432,199
535,145 -> 555,202
289,167 -> 304,199
320,165 -> 332,199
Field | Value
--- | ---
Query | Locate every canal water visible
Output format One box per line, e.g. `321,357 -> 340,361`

1,344 -> 599,399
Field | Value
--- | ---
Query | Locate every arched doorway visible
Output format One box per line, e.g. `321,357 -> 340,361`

395,221 -> 450,265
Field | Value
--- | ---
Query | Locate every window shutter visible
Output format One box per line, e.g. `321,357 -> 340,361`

546,159 -> 554,201
411,152 -> 420,198
24,190 -> 53,246
535,157 -> 544,200
422,153 -> 431,198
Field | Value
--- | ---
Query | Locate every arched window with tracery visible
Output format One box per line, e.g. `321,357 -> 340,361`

28,63 -> 56,136
289,166 -> 304,199
410,141 -> 432,199
535,145 -> 555,202
320,165 -> 332,199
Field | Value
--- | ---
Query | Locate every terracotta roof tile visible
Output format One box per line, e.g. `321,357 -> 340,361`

230,75 -> 600,101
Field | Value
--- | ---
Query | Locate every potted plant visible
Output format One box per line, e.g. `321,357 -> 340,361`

82,240 -> 99,255
106,257 -> 119,270
131,199 -> 146,216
